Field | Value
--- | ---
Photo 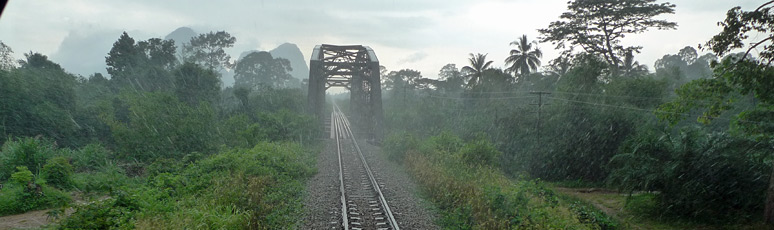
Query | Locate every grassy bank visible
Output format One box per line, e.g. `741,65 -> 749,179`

383,132 -> 616,229
0,137 -> 317,229
58,142 -> 316,229
555,188 -> 770,230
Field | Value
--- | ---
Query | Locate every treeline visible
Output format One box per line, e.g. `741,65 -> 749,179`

0,30 -> 317,228
380,0 -> 774,226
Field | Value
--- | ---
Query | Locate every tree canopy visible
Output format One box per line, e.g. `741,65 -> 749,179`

505,35 -> 542,76
233,51 -> 294,89
462,53 -> 494,88
184,31 -> 236,71
539,0 -> 677,73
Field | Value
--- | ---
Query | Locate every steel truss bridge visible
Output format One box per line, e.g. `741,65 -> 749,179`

308,44 -> 384,140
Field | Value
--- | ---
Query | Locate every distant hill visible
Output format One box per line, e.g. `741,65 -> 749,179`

164,27 -> 197,53
237,43 -> 308,80
270,43 -> 308,80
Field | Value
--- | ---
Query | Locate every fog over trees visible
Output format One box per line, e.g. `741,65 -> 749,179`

0,0 -> 773,229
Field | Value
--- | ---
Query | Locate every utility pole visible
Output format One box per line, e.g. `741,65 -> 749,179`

530,91 -> 551,148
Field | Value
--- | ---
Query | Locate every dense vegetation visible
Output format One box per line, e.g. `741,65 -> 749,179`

0,29 -> 318,229
0,0 -> 772,229
377,0 -> 774,227
384,132 -> 616,229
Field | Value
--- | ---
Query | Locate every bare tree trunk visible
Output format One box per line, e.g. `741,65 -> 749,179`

765,160 -> 774,224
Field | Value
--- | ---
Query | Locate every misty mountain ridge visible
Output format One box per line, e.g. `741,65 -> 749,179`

238,43 -> 309,81
48,27 -> 307,88
164,27 -> 197,55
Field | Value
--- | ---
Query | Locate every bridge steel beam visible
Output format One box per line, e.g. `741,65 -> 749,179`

307,44 -> 383,140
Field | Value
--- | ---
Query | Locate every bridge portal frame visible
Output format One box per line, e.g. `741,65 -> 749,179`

308,44 -> 384,140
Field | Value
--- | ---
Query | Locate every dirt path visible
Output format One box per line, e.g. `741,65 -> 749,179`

0,209 -> 52,230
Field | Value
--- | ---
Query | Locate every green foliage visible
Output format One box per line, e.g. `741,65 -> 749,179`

173,62 -> 221,106
256,109 -> 318,143
462,53 -> 494,88
0,54 -> 82,146
10,166 -> 33,185
568,201 -> 618,230
59,190 -> 139,230
67,143 -> 113,172
705,3 -> 774,62
106,32 -> 176,92
218,114 -> 266,148
74,163 -> 133,194
102,92 -> 216,162
234,51 -> 296,89
608,127 -> 769,220
42,156 -> 75,189
184,31 -> 235,71
539,0 -> 676,71
0,137 -> 56,181
460,134 -> 502,167
505,34 -> 543,75
389,133 -> 603,229
0,170 -> 71,216
60,142 -> 315,229
383,131 -> 420,162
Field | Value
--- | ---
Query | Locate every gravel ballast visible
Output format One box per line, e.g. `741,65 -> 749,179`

301,137 -> 439,229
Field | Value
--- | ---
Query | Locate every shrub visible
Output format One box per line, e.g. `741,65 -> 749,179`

0,168 -> 71,216
59,190 -> 138,230
10,166 -> 34,185
398,133 -> 598,229
459,134 -> 501,167
569,201 -> 617,230
70,143 -> 112,172
42,156 -> 75,189
74,163 -> 132,194
608,128 -> 768,221
382,131 -> 419,162
0,137 -> 56,181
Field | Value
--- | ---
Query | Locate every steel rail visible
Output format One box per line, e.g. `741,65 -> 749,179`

333,110 -> 349,230
333,103 -> 400,230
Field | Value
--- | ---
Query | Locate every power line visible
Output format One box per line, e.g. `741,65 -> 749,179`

551,91 -> 667,100
548,96 -> 774,126
428,94 -> 535,100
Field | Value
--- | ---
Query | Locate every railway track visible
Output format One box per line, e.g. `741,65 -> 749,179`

331,103 -> 399,230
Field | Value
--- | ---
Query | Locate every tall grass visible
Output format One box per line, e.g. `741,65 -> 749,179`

59,142 -> 316,229
385,132 -> 606,229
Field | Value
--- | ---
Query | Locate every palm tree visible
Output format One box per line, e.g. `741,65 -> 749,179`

505,35 -> 543,75
462,53 -> 493,87
621,49 -> 648,77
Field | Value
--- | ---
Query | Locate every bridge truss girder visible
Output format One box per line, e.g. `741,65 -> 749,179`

308,44 -> 384,140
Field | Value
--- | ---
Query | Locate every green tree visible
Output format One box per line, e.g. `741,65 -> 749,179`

658,1 -> 774,223
0,53 -> 81,145
437,64 -> 465,93
505,35 -> 542,76
461,53 -> 493,88
233,86 -> 251,111
105,32 -> 143,79
383,69 -> 422,91
105,32 -> 176,91
137,38 -> 177,69
173,62 -> 221,106
620,50 -> 649,77
0,41 -> 16,70
233,51 -> 293,89
539,0 -> 677,73
41,156 -> 74,189
654,46 -> 716,82
102,92 -> 216,162
184,31 -> 236,71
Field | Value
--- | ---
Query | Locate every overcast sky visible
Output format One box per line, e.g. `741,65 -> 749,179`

0,0 -> 764,81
